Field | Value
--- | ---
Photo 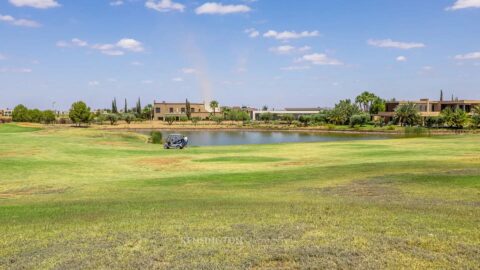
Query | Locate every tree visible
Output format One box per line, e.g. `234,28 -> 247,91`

12,104 -> 30,122
328,99 -> 360,125
440,90 -> 444,102
281,114 -> 295,125
122,113 -> 136,124
29,109 -> 43,123
440,107 -> 454,127
472,115 -> 480,129
112,98 -> 118,114
369,97 -> 386,114
298,115 -> 312,126
105,114 -> 118,125
136,98 -> 142,116
186,99 -> 192,120
210,115 -> 223,124
124,98 -> 128,113
42,110 -> 56,124
69,101 -> 93,126
191,117 -> 201,125
355,91 -> 377,112
394,102 -> 420,126
450,109 -> 468,129
259,112 -> 273,123
472,105 -> 480,115
165,116 -> 175,125
349,113 -> 370,127
210,100 -> 219,116
142,104 -> 153,120
262,105 -> 269,111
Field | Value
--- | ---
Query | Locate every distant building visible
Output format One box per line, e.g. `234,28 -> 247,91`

153,101 -> 216,121
1,108 -> 13,117
376,98 -> 480,122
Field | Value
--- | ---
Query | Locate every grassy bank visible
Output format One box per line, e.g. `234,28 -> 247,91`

0,124 -> 479,269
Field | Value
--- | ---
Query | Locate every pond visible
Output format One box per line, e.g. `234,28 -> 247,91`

136,130 -> 399,146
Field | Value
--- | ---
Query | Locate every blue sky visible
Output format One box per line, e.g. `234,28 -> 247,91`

1,0 -> 480,110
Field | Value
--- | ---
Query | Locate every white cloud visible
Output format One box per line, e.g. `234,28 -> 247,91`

269,45 -> 295,54
88,80 -> 100,86
58,38 -> 144,56
269,45 -> 311,54
263,30 -> 319,41
281,65 -> 310,71
116,38 -> 144,52
181,68 -> 196,74
396,56 -> 407,62
299,53 -> 343,66
244,28 -> 259,38
110,0 -> 123,6
9,0 -> 60,9
454,51 -> 480,60
145,0 -> 185,12
446,0 -> 480,10
196,2 -> 251,15
172,77 -> 184,82
0,67 -> 32,73
368,39 -> 425,49
0,14 -> 40,27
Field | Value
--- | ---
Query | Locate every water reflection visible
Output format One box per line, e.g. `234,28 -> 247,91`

136,130 -> 398,146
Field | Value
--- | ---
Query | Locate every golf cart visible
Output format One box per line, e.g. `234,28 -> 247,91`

164,134 -> 188,149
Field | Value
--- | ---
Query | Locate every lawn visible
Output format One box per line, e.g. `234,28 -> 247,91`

0,124 -> 479,269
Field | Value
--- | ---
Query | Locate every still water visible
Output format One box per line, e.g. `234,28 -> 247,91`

136,130 -> 397,146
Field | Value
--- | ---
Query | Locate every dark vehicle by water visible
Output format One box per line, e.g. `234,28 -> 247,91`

164,134 -> 188,149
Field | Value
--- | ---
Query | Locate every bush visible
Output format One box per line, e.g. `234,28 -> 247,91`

312,114 -> 328,124
471,115 -> 480,129
165,116 -> 176,125
349,113 -> 370,127
280,114 -> 295,125
298,115 -> 312,126
122,113 -> 136,124
210,115 -> 224,124
179,115 -> 189,122
105,113 -> 119,125
150,131 -> 163,144
259,113 -> 273,123
42,110 -> 56,124
191,117 -> 201,125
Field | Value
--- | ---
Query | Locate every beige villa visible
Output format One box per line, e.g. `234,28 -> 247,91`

376,98 -> 480,122
153,101 -> 218,121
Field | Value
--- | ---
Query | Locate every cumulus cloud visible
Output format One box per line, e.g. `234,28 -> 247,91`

446,0 -> 480,10
396,56 -> 407,62
269,45 -> 311,54
0,14 -> 40,27
454,51 -> 480,60
299,53 -> 343,66
57,38 -> 143,56
196,2 -> 251,15
145,0 -> 185,12
244,28 -> 259,38
368,39 -> 425,49
9,0 -> 60,9
116,38 -> 144,52
263,30 -> 319,41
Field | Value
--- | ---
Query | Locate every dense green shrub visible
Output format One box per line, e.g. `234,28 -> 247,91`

179,115 -> 189,122
165,116 -> 176,125
349,113 -> 370,127
150,131 -> 163,144
122,113 -> 136,124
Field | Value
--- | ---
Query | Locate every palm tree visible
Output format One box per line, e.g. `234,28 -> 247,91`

210,100 -> 219,116
394,102 -> 420,126
355,91 -> 376,112
472,105 -> 480,115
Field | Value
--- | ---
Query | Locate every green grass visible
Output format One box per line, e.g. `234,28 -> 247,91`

0,123 -> 42,133
0,124 -> 479,269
